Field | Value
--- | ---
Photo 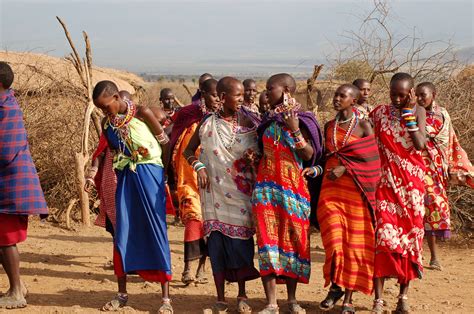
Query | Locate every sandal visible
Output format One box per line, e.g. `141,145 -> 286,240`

394,295 -> 409,314
342,302 -> 356,313
319,285 -> 344,311
181,270 -> 195,285
0,295 -> 27,309
237,297 -> 252,314
101,293 -> 128,311
371,298 -> 384,313
210,301 -> 228,313
258,304 -> 279,314
158,301 -> 173,314
289,302 -> 306,314
158,299 -> 173,314
429,260 -> 443,271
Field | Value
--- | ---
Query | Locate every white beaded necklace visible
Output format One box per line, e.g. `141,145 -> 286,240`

215,110 -> 239,150
333,110 -> 358,151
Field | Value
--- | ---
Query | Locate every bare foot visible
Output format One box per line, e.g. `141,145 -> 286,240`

0,290 -> 27,309
4,281 -> 28,298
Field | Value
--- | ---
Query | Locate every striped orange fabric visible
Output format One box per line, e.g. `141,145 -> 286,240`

317,121 -> 375,295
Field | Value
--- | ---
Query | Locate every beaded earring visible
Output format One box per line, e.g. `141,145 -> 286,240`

283,92 -> 289,107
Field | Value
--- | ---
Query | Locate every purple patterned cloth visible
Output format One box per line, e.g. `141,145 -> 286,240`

257,110 -> 323,167
191,90 -> 201,103
0,89 -> 48,215
240,106 -> 261,127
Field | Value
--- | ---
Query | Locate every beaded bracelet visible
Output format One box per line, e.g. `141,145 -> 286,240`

195,165 -> 206,172
193,161 -> 206,172
407,127 -> 420,132
193,161 -> 204,170
404,116 -> 416,121
406,121 -> 417,127
156,132 -> 169,145
402,108 -> 414,113
293,133 -> 305,143
295,139 -> 307,150
291,129 -> 302,137
191,160 -> 200,168
309,165 -> 324,178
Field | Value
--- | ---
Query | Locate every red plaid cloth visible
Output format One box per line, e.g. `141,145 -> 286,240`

0,89 -> 48,215
332,134 -> 381,214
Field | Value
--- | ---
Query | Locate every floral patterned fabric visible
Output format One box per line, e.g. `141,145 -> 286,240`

370,104 -> 426,283
423,105 -> 474,237
199,114 -> 258,240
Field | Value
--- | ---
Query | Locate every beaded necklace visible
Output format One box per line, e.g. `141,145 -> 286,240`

108,100 -> 137,157
215,110 -> 239,150
199,98 -> 210,115
273,123 -> 281,146
108,99 -> 136,129
333,110 -> 358,151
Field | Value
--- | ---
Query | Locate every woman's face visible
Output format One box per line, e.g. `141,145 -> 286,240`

265,81 -> 285,108
94,93 -> 120,115
390,81 -> 412,109
415,86 -> 435,109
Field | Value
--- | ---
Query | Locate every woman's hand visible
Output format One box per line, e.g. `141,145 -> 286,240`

327,165 -> 346,181
406,88 -> 417,109
302,167 -> 316,177
282,110 -> 299,132
197,168 -> 211,192
84,178 -> 95,193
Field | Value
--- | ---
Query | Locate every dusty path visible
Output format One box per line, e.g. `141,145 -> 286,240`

1,219 -> 473,313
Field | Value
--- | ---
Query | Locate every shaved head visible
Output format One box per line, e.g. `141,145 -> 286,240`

390,72 -> 414,88
416,82 -> 436,93
352,78 -> 370,89
199,73 -> 213,88
0,61 -> 14,89
92,80 -> 119,100
243,78 -> 256,88
267,73 -> 296,93
337,84 -> 360,99
217,76 -> 242,94
201,78 -> 218,93
160,88 -> 173,99
119,90 -> 131,100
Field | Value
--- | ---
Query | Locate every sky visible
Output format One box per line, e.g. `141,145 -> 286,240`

0,0 -> 472,76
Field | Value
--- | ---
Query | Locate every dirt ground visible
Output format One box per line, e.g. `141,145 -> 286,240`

1,218 -> 473,314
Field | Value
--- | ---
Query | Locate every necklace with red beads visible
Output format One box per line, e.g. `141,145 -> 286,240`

333,109 -> 358,151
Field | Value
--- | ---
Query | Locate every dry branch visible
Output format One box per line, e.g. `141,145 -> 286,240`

57,16 -> 94,226
306,65 -> 324,113
182,84 -> 193,98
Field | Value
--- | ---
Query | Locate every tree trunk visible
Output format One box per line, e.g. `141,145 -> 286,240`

91,111 -> 102,138
74,152 -> 90,226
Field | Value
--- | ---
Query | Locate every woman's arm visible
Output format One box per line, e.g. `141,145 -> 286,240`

183,117 -> 210,191
410,105 -> 426,151
138,106 -> 170,171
